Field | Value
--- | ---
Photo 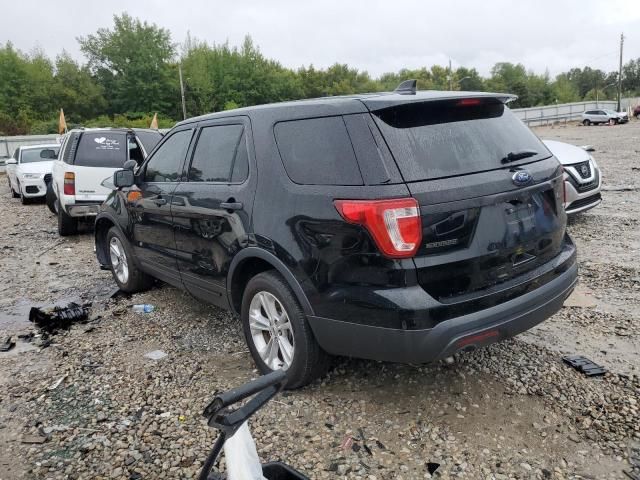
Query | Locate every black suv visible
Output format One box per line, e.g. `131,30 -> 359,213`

95,82 -> 577,388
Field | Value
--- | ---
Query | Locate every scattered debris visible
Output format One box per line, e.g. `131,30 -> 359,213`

17,332 -> 34,342
48,375 -> 67,391
624,470 -> 640,480
427,462 -> 440,475
144,350 -> 167,361
21,434 -> 47,444
0,336 -> 15,352
562,355 -> 607,376
340,435 -> 353,452
29,302 -> 91,333
133,304 -> 155,313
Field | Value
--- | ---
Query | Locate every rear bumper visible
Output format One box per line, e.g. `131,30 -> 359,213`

308,259 -> 577,364
67,202 -> 103,217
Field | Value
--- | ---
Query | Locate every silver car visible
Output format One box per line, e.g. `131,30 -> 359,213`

543,140 -> 602,215
581,109 -> 628,126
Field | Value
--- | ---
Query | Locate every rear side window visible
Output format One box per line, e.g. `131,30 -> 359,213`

75,132 -> 127,168
373,100 -> 548,181
274,116 -> 363,185
189,124 -> 246,182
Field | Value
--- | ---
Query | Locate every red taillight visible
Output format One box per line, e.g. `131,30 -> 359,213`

63,172 -> 75,195
334,198 -> 422,258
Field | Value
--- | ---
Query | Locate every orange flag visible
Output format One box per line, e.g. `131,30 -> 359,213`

58,108 -> 67,134
149,113 -> 158,129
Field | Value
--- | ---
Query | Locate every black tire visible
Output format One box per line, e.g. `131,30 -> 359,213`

46,182 -> 57,214
105,226 -> 153,293
10,184 -> 19,198
57,201 -> 78,236
20,191 -> 30,205
636,113 -> 640,120
241,270 -> 330,389
609,118 -> 616,126
582,119 -> 591,126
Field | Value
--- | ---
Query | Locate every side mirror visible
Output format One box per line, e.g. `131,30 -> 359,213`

40,149 -> 58,159
113,169 -> 135,189
5,158 -> 17,165
123,159 -> 137,170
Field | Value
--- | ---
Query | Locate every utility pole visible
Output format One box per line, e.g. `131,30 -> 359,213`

448,58 -> 453,90
179,63 -> 187,120
617,33 -> 624,111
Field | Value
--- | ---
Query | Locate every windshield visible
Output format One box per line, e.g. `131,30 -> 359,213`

372,99 -> 549,181
20,147 -> 59,164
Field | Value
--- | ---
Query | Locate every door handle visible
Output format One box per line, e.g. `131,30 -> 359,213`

220,201 -> 243,211
153,197 -> 167,206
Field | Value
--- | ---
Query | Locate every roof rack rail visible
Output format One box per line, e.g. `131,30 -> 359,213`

394,79 -> 417,95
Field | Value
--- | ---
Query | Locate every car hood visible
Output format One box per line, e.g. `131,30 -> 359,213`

17,161 -> 54,174
542,140 -> 590,166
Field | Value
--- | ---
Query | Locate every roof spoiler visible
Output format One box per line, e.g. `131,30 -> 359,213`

394,79 -> 417,95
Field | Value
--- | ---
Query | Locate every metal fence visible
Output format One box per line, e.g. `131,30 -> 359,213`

0,134 -> 61,159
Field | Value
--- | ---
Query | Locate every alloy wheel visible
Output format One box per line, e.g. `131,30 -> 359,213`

248,291 -> 295,370
109,237 -> 129,284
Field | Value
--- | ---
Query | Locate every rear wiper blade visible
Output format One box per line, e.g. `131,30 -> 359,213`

501,149 -> 538,164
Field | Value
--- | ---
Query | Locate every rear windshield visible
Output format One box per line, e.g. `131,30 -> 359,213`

21,147 -> 59,163
75,132 -> 127,168
372,99 -> 549,181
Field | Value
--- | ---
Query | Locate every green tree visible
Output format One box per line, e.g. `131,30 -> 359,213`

78,13 -> 178,116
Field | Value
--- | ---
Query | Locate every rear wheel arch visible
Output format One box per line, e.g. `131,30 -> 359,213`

227,248 -> 314,317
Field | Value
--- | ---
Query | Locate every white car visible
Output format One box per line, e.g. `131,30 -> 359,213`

49,128 -> 162,235
5,144 -> 60,204
543,140 -> 602,215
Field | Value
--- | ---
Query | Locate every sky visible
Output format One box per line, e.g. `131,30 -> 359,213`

1,0 -> 639,78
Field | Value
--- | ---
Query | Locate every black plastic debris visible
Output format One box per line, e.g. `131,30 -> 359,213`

624,470 -> 640,480
29,302 -> 91,333
427,462 -> 440,475
0,336 -> 15,352
562,355 -> 607,376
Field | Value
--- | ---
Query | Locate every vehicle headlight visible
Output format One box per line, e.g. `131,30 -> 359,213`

21,173 -> 41,179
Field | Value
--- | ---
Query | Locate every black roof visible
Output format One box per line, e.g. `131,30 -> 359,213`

176,90 -> 516,127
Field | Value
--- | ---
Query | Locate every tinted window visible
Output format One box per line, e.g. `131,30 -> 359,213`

373,100 -> 548,181
189,125 -> 245,182
135,131 -> 163,154
144,129 -> 192,182
75,132 -> 127,168
275,116 -> 363,185
20,147 -> 59,163
231,135 -> 249,182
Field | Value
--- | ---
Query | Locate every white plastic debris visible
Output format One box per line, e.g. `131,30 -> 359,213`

144,350 -> 167,361
224,422 -> 266,480
48,375 -> 68,390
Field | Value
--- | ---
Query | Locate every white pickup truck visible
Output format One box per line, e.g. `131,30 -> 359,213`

48,128 -> 163,235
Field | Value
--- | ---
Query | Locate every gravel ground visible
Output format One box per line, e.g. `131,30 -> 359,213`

1,121 -> 639,479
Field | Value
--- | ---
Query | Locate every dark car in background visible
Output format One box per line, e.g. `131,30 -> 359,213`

94,83 -> 578,388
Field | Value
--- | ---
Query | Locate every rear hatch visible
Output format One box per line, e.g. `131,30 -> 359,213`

71,131 -> 129,201
368,96 -> 570,313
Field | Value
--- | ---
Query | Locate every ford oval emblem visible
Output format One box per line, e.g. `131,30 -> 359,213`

512,170 -> 533,187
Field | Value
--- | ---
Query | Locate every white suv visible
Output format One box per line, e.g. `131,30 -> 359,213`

49,128 -> 162,235
6,144 -> 60,204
